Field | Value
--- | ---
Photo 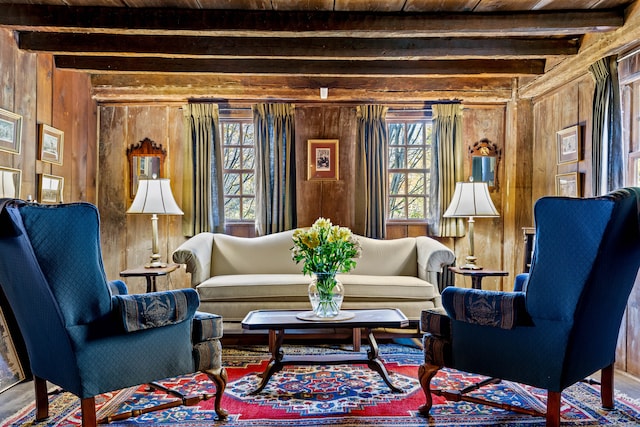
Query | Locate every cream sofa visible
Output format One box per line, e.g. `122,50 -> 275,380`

172,230 -> 455,323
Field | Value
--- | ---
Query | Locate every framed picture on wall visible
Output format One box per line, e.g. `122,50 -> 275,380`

308,139 -> 339,181
38,124 -> 64,165
0,167 -> 21,198
0,108 -> 22,155
38,174 -> 64,204
556,172 -> 581,197
556,125 -> 580,164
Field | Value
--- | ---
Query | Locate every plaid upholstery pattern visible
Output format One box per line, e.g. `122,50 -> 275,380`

420,308 -> 450,337
423,333 -> 451,366
193,339 -> 223,371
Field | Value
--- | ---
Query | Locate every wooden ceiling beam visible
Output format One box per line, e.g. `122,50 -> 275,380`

18,32 -> 579,59
0,5 -> 624,37
55,56 -> 546,75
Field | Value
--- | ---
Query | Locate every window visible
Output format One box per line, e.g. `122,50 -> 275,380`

221,119 -> 255,221
386,115 -> 433,221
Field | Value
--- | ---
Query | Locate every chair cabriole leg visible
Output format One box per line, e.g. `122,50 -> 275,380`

417,363 -> 442,417
204,367 -> 229,420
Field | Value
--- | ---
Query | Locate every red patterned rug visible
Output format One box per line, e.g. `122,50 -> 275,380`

3,344 -> 640,426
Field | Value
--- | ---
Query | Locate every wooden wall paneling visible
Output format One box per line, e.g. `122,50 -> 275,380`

0,30 -> 17,174
53,68 -> 74,203
98,106 -> 128,285
460,106 -> 506,288
531,97 -> 555,201
12,35 -> 37,200
124,106 -> 170,292
0,30 -> 15,110
165,106 -> 189,290
503,95 -> 534,284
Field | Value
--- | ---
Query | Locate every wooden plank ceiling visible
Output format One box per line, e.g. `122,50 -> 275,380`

0,0 -> 635,103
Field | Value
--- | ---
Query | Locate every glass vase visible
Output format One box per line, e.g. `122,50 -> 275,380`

308,272 -> 344,318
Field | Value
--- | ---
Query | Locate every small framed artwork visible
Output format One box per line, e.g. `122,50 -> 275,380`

38,124 -> 64,165
0,108 -> 22,155
556,172 -> 580,197
0,167 -> 21,198
308,139 -> 339,181
38,174 -> 64,204
556,125 -> 580,165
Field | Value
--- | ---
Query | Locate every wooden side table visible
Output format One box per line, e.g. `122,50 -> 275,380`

449,266 -> 508,290
119,263 -> 179,293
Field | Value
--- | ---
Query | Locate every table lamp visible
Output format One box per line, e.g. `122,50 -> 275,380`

127,176 -> 183,268
443,179 -> 499,270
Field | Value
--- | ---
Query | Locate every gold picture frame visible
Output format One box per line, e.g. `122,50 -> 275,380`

38,174 -> 64,204
308,139 -> 339,181
0,166 -> 21,198
0,108 -> 22,155
556,172 -> 580,197
556,125 -> 580,165
38,124 -> 64,165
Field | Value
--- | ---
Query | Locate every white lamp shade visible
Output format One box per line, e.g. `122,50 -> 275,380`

127,178 -> 184,215
443,181 -> 499,218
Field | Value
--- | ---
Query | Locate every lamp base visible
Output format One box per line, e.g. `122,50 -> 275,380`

145,253 -> 166,269
459,255 -> 483,270
145,261 -> 168,269
459,263 -> 484,270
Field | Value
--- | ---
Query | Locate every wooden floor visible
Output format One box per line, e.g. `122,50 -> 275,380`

1,333 -> 639,422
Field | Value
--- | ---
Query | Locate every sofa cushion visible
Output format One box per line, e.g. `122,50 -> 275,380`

196,273 -> 438,303
351,236 -> 418,276
211,231 -> 301,275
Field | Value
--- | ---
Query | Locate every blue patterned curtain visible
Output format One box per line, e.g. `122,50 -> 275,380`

355,105 -> 388,239
253,103 -> 297,235
430,104 -> 465,237
590,56 -> 623,195
182,103 -> 224,235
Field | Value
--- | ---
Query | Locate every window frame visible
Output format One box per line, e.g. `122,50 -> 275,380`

220,114 -> 255,223
385,110 -> 433,224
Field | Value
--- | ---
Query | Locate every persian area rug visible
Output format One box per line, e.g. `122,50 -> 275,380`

3,344 -> 640,426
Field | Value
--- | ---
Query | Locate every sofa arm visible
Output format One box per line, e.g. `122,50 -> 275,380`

172,232 -> 215,288
441,287 -> 529,329
416,236 -> 456,288
112,289 -> 200,333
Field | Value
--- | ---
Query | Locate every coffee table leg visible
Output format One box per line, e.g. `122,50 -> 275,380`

249,329 -> 285,395
365,329 -> 403,393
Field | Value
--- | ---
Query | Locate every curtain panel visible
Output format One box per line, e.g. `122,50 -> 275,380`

253,103 -> 297,236
182,103 -> 225,236
355,105 -> 388,239
590,56 -> 624,196
430,103 -> 465,237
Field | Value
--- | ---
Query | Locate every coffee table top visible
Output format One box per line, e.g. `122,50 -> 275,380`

241,308 -> 409,330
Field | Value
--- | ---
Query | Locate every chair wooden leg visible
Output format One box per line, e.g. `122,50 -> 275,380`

417,363 -> 441,417
546,391 -> 561,427
204,367 -> 229,420
601,363 -> 615,409
34,376 -> 49,421
80,397 -> 97,427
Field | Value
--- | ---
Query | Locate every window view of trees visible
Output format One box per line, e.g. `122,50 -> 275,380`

387,119 -> 432,220
222,120 -> 255,221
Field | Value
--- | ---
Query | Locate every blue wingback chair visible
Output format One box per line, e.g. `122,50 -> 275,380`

0,200 -> 228,426
418,188 -> 640,427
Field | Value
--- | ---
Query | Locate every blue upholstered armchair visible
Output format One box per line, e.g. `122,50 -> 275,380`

0,200 -> 227,426
418,188 -> 640,427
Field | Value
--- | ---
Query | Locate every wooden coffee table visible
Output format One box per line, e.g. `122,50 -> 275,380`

241,308 -> 410,394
